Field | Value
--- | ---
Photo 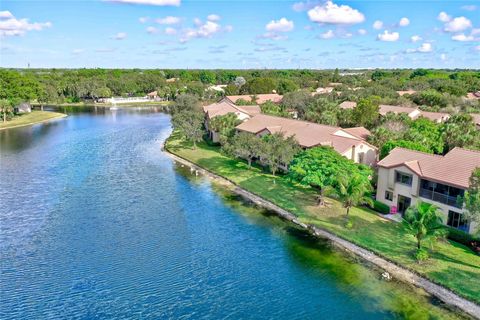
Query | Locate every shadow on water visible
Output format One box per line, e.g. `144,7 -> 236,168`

0,120 -> 61,152
175,164 -> 471,320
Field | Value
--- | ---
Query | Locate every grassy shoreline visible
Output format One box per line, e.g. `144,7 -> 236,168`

165,132 -> 480,305
0,111 -> 67,131
32,101 -> 172,108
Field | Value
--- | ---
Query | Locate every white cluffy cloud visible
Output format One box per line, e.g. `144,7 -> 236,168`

104,0 -> 180,6
292,0 -> 319,12
180,17 -> 232,43
0,10 -> 52,37
373,20 -> 383,30
165,27 -> 177,35
113,32 -> 127,40
266,18 -> 294,32
377,30 -> 399,42
461,5 -> 477,11
308,1 -> 365,24
139,16 -> 149,23
156,16 -> 181,25
358,29 -> 367,35
399,17 -> 410,27
417,42 -> 432,52
410,35 -> 422,42
444,16 -> 472,32
146,26 -> 158,34
451,33 -> 474,41
319,29 -> 334,39
437,11 -> 451,23
407,42 -> 432,53
474,45 -> 480,51
207,14 -> 220,22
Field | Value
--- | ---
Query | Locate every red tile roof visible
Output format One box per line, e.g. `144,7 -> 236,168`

344,127 -> 372,140
235,114 -> 375,154
378,147 -> 480,189
226,94 -> 283,104
339,101 -> 357,109
203,100 -> 260,119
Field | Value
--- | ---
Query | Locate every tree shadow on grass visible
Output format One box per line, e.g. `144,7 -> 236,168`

429,250 -> 480,270
427,267 -> 480,304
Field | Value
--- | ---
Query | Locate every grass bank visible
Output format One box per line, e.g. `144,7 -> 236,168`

32,101 -> 172,108
166,132 -> 480,305
0,111 -> 67,130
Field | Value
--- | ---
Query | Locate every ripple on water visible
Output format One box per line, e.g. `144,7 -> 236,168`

0,111 -> 465,320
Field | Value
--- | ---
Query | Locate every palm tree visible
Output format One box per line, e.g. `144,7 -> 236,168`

402,202 -> 444,250
329,173 -> 373,217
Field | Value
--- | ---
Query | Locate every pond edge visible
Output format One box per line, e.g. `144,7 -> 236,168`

163,147 -> 480,320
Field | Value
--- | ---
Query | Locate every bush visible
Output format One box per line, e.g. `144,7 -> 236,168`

415,248 -> 429,262
446,227 -> 480,253
372,200 -> 390,214
345,218 -> 354,229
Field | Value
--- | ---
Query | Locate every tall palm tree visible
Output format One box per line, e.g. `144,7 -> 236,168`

329,173 -> 373,217
402,202 -> 444,250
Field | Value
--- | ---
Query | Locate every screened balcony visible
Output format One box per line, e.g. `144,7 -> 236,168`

419,179 -> 464,208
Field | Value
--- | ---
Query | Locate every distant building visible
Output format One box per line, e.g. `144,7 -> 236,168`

379,105 -> 421,118
396,90 -> 417,96
225,94 -> 283,105
339,102 -> 449,123
147,91 -> 158,100
466,91 -> 480,100
207,85 -> 227,92
471,114 -> 480,130
15,103 -> 31,114
236,114 -> 377,166
417,111 -> 450,123
203,99 -> 261,142
339,101 -> 357,109
376,147 -> 480,234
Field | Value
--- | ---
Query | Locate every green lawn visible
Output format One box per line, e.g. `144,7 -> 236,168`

166,132 -> 480,304
0,111 -> 67,130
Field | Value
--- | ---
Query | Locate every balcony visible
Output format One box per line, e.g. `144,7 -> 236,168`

419,188 -> 462,208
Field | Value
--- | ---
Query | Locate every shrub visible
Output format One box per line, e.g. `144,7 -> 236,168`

415,248 -> 429,262
372,200 -> 390,214
345,218 -> 354,229
446,227 -> 480,253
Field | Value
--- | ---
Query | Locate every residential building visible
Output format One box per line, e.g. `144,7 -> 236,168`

339,101 -> 357,109
225,94 -> 283,105
471,114 -> 480,130
396,90 -> 416,96
203,99 -> 261,142
379,105 -> 421,118
466,91 -> 480,100
417,111 -> 450,123
376,147 -> 480,234
236,114 -> 377,166
339,102 -> 449,123
14,103 -> 31,113
147,91 -> 158,100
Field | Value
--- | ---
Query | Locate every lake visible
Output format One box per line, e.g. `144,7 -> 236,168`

0,108 -> 465,319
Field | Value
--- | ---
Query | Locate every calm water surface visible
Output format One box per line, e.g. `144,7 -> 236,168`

0,108 -> 465,319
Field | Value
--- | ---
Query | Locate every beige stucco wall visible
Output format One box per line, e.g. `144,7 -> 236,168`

376,166 -> 477,234
341,143 -> 377,166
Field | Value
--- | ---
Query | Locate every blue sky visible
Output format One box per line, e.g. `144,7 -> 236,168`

1,0 -> 479,68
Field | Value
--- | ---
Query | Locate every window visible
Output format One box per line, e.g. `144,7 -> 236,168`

385,191 -> 393,201
395,171 -> 413,186
358,152 -> 365,164
447,210 -> 470,232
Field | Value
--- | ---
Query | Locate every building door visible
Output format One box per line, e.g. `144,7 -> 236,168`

397,195 -> 411,216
